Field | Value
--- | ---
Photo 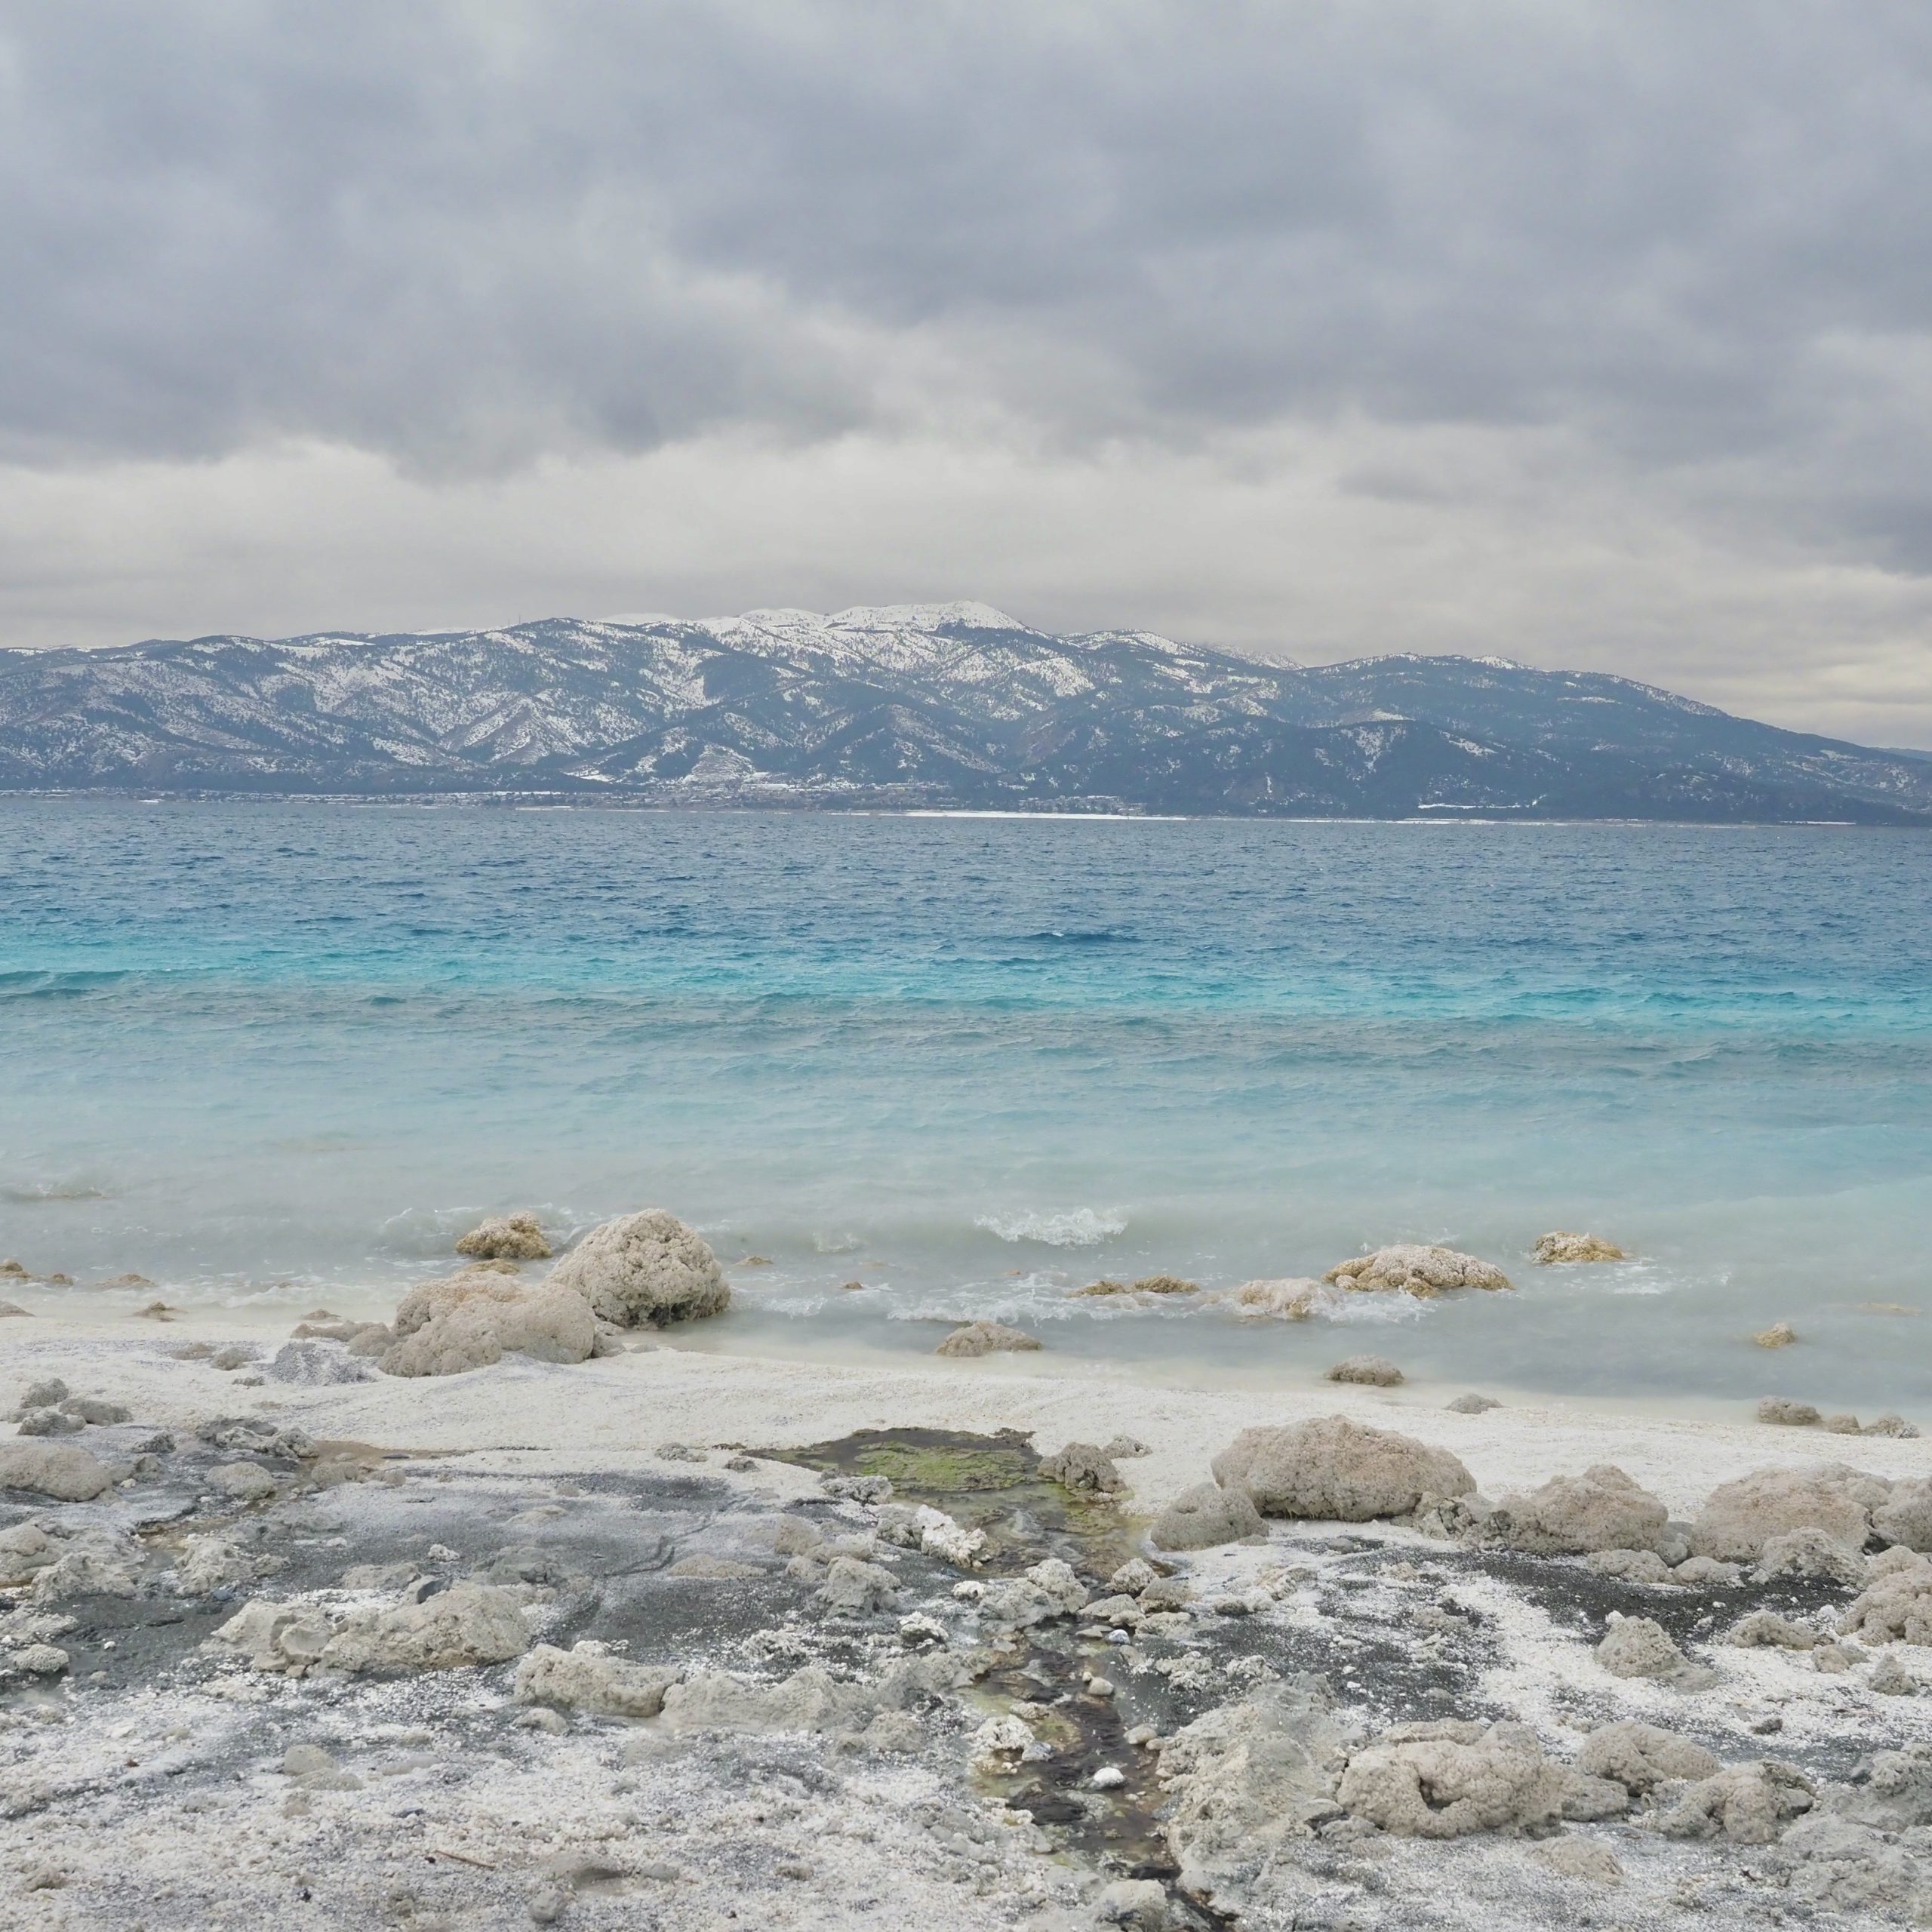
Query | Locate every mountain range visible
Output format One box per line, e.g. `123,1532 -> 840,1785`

2,601 -> 1927,823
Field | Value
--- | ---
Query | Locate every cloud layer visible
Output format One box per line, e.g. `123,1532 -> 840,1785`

4,2 -> 1931,740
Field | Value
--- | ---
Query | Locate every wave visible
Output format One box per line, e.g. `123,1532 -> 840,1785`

974,1207 -> 1128,1247
0,968 -> 132,999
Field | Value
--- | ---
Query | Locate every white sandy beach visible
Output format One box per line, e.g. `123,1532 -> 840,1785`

9,1311 -> 1931,1512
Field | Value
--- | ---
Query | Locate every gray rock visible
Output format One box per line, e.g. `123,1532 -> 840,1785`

1596,1614 -> 1700,1681
1494,1463 -> 1668,1557
1872,1653 -> 1921,1696
1756,1397 -> 1821,1427
1157,1682 -> 1346,1900
934,1321 -> 1041,1357
1690,1465 -> 1881,1561
1534,1838 -> 1623,1884
1583,1548 -> 1673,1585
1866,1412 -> 1921,1438
32,1546 -> 140,1601
210,1461 -> 278,1503
1212,1416 -> 1474,1521
59,1396 -> 131,1425
1095,1878 -> 1171,1927
1874,1476 -> 1932,1552
0,1440 -> 118,1501
515,1642 -> 682,1717
1669,1555 -> 1743,1586
1039,1441 -> 1124,1494
382,1274 -> 600,1376
1575,1721 -> 1718,1792
1754,1527 -> 1868,1587
1446,1392 -> 1500,1414
1340,1720 -> 1568,1837
816,1555 -> 900,1615
15,1378 -> 68,1410
1842,1551 -> 1932,1645
1149,1481 -> 1264,1552
821,1474 -> 891,1503
1728,1610 -> 1820,1650
266,1340 -> 375,1386
1660,1761 -> 1814,1843
16,1408 -> 85,1437
1324,1354 -> 1404,1386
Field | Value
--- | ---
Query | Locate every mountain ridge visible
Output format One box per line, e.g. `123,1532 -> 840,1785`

2,604 -> 1927,823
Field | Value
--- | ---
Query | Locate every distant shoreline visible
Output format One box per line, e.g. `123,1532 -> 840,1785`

0,789 -> 1923,829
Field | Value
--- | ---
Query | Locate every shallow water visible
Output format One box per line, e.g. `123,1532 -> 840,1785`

2,799 -> 1929,1408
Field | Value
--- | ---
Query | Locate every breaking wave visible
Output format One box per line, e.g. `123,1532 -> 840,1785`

974,1208 -> 1128,1247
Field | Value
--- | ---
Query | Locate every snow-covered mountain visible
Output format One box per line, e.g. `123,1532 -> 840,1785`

2,601 -> 1927,822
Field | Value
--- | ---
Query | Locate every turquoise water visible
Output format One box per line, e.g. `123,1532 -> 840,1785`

2,799 -> 1929,1408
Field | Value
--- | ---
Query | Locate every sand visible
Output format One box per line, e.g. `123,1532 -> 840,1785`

6,1312 -> 1930,1512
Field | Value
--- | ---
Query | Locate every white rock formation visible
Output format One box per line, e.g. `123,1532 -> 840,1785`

1660,1762 -> 1814,1843
1324,1245 -> 1512,1296
1843,1552 -> 1932,1645
1596,1614 -> 1693,1681
1690,1464 -> 1884,1561
321,1583 -> 532,1673
0,1441 -> 116,1501
1324,1355 -> 1404,1387
1337,1721 -> 1568,1838
934,1321 -> 1041,1357
1149,1481 -> 1265,1552
1574,1721 -> 1718,1792
380,1272 -> 601,1377
515,1641 -> 681,1717
1493,1463 -> 1669,1556
1039,1441 -> 1125,1494
545,1210 -> 728,1325
1214,1278 -> 1333,1320
455,1211 -> 552,1260
1211,1416 -> 1475,1521
1531,1232 -> 1626,1263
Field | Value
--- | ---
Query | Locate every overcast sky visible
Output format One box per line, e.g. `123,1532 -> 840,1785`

4,2 -> 1931,743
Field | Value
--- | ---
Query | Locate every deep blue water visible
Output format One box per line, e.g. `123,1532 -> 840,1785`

2,799 -> 1929,1408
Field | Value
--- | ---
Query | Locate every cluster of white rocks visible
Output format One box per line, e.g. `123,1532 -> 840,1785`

272,1209 -> 738,1381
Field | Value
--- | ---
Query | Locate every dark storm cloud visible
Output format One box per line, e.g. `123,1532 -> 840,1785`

4,0 -> 1931,506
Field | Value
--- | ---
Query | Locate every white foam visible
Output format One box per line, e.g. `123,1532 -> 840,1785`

973,1208 -> 1128,1248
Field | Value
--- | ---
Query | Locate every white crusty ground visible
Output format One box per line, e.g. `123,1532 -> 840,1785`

5,1313 -> 1930,1518
8,1314 -> 1932,1930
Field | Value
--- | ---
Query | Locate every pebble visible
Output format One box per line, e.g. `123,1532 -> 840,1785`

1091,1766 -> 1126,1789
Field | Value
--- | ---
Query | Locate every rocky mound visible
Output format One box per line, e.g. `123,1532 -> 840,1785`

1324,1245 -> 1512,1296
546,1210 -> 730,1326
1531,1231 -> 1626,1263
1211,1416 -> 1475,1521
454,1211 -> 552,1260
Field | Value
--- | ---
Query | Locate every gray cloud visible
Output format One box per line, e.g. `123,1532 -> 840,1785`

6,3 -> 1931,467
2,2 -> 1930,735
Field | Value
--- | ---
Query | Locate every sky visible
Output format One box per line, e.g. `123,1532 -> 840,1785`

4,2 -> 1931,745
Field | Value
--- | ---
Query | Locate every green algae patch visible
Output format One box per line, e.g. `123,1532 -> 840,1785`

761,1426 -> 1134,1576
851,1437 -> 1033,1495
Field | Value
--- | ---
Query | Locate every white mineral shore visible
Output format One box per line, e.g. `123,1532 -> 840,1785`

5,1313 -> 1930,1509
10,1312 -> 1932,1930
